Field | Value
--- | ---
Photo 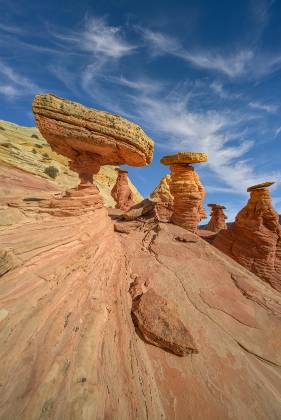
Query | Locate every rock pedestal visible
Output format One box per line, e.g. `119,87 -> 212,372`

32,94 -> 154,215
111,168 -> 135,211
206,204 -> 227,233
213,182 -> 281,291
161,152 -> 208,233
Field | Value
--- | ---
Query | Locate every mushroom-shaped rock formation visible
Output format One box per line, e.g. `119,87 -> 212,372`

205,204 -> 228,233
32,94 -> 154,215
111,168 -> 135,211
213,182 -> 281,291
161,152 -> 208,233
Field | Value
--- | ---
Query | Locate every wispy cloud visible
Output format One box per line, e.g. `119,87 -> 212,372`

210,81 -> 242,100
249,100 -> 278,113
0,62 -> 40,98
125,82 -> 281,193
55,16 -> 136,59
141,28 -> 254,77
274,126 -> 281,138
0,22 -> 24,34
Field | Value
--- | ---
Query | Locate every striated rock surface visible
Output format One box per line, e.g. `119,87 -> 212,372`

161,152 -> 208,233
131,288 -> 198,356
123,199 -> 173,223
1,204 -> 281,419
213,182 -> 281,291
32,94 -> 154,176
206,204 -> 228,233
0,120 -> 142,206
111,168 -> 135,211
150,174 -> 173,203
32,94 -> 152,214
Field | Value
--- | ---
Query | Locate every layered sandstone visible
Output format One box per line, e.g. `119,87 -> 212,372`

213,182 -> 281,291
1,207 -> 281,419
0,120 -> 142,206
206,204 -> 228,233
161,152 -> 208,233
150,174 -> 173,203
111,168 -> 135,211
32,94 -> 153,214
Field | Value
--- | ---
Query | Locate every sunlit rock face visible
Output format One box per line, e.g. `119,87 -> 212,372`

213,182 -> 281,291
205,204 -> 228,233
111,168 -> 135,211
32,93 -> 154,215
161,152 -> 208,233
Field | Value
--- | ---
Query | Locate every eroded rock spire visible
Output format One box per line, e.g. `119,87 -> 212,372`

205,204 -> 227,233
161,152 -> 208,233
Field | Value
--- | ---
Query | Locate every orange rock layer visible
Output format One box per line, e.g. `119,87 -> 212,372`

170,164 -> 206,233
206,205 -> 227,233
213,186 -> 281,291
111,169 -> 135,211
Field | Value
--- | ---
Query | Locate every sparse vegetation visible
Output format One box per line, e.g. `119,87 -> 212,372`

31,134 -> 39,139
35,144 -> 43,148
31,148 -> 37,154
44,165 -> 59,179
0,126 -> 5,131
42,152 -> 50,159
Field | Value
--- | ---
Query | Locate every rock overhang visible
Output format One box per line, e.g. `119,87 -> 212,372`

32,93 -> 154,167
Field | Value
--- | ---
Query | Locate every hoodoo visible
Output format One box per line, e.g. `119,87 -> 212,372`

32,94 -> 154,215
205,204 -> 228,233
111,168 -> 135,211
161,152 -> 208,233
213,182 -> 281,291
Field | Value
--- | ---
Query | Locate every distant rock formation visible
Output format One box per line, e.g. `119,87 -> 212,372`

111,168 -> 135,211
161,152 -> 208,233
213,182 -> 281,291
205,204 -> 227,233
150,174 -> 173,203
32,94 -> 154,215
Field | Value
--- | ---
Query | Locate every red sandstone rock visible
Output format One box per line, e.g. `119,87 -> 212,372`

111,168 -> 135,211
1,207 -> 281,418
131,288 -> 198,356
206,204 -> 228,233
213,182 -> 281,291
32,94 -> 154,215
161,152 -> 208,233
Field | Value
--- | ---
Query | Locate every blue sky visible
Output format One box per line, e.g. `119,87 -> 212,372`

1,0 -> 281,220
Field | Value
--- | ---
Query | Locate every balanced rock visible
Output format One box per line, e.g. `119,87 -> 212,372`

131,288 -> 198,356
32,94 -> 154,215
205,204 -> 227,233
111,168 -> 135,211
213,182 -> 281,291
161,152 -> 208,233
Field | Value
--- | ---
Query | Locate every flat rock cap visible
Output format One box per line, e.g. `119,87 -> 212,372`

32,93 -> 154,167
247,182 -> 275,192
160,152 -> 208,165
208,204 -> 226,209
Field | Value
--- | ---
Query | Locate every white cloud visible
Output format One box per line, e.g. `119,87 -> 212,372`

210,81 -> 242,100
55,16 -> 136,59
127,85 -> 281,193
274,126 -> 281,138
249,100 -> 278,113
141,28 -> 253,77
0,62 -> 39,98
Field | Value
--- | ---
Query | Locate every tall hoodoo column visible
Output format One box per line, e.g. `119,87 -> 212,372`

161,152 -> 208,233
206,204 -> 227,232
213,182 -> 281,291
111,168 -> 135,211
32,93 -> 154,215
